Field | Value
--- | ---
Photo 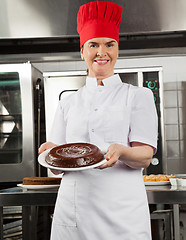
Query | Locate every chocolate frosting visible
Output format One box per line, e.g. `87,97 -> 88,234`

46,143 -> 104,168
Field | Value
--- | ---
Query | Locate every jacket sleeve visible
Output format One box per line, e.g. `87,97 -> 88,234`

129,87 -> 158,154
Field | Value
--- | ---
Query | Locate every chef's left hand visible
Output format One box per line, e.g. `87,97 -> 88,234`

99,144 -> 122,169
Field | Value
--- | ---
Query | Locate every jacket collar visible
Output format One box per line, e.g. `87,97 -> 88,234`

86,74 -> 122,88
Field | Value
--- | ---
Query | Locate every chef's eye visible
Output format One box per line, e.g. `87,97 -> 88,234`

89,43 -> 98,48
106,43 -> 114,48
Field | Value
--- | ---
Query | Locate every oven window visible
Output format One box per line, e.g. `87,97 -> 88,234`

0,72 -> 22,164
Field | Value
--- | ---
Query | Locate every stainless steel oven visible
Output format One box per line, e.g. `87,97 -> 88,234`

43,67 -> 164,174
0,63 -> 42,183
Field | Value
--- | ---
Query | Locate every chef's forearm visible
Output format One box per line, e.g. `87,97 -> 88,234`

119,144 -> 153,169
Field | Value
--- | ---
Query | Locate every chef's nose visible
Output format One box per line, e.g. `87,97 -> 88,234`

96,46 -> 107,57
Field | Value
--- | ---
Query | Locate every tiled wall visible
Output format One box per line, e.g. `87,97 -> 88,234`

164,81 -> 181,173
162,71 -> 186,173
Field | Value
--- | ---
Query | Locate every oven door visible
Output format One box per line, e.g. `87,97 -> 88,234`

43,72 -> 86,141
0,63 -> 37,182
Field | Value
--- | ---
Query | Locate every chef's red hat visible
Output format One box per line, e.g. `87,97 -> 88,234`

77,1 -> 123,48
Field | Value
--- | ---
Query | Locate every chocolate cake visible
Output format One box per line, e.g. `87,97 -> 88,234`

46,143 -> 104,168
23,177 -> 61,185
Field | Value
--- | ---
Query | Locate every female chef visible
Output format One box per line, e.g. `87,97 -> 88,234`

39,1 -> 158,239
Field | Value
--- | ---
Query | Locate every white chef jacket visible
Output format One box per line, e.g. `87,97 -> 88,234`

49,74 -> 158,240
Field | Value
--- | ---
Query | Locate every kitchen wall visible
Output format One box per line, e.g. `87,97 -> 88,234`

33,54 -> 186,174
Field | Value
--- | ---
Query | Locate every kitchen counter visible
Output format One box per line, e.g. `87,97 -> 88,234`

1,184 -> 186,205
146,184 -> 186,204
0,184 -> 185,240
0,187 -> 58,240
0,186 -> 57,206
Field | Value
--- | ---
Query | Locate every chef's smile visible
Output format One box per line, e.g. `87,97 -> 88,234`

94,59 -> 109,65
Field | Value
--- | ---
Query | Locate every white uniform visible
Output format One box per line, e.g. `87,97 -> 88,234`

49,74 -> 158,240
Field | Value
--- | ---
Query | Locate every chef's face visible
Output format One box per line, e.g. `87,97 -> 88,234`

81,37 -> 118,81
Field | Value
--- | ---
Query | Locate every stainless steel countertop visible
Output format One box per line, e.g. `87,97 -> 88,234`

146,185 -> 186,204
0,187 -> 58,206
1,185 -> 185,240
1,185 -> 186,206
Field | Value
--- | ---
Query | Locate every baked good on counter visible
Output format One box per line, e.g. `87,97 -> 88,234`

46,142 -> 104,168
143,174 -> 175,182
23,177 -> 61,185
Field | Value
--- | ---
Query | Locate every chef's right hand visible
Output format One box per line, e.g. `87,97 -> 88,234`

38,142 -> 63,175
38,142 -> 57,154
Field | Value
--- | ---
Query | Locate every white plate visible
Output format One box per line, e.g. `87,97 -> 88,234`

17,183 -> 60,190
145,181 -> 170,186
38,148 -> 107,171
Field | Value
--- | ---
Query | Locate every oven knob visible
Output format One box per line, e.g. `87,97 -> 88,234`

148,81 -> 156,90
151,158 -> 159,165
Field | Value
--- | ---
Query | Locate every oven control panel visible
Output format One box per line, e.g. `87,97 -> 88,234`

143,72 -> 162,174
143,72 -> 160,110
